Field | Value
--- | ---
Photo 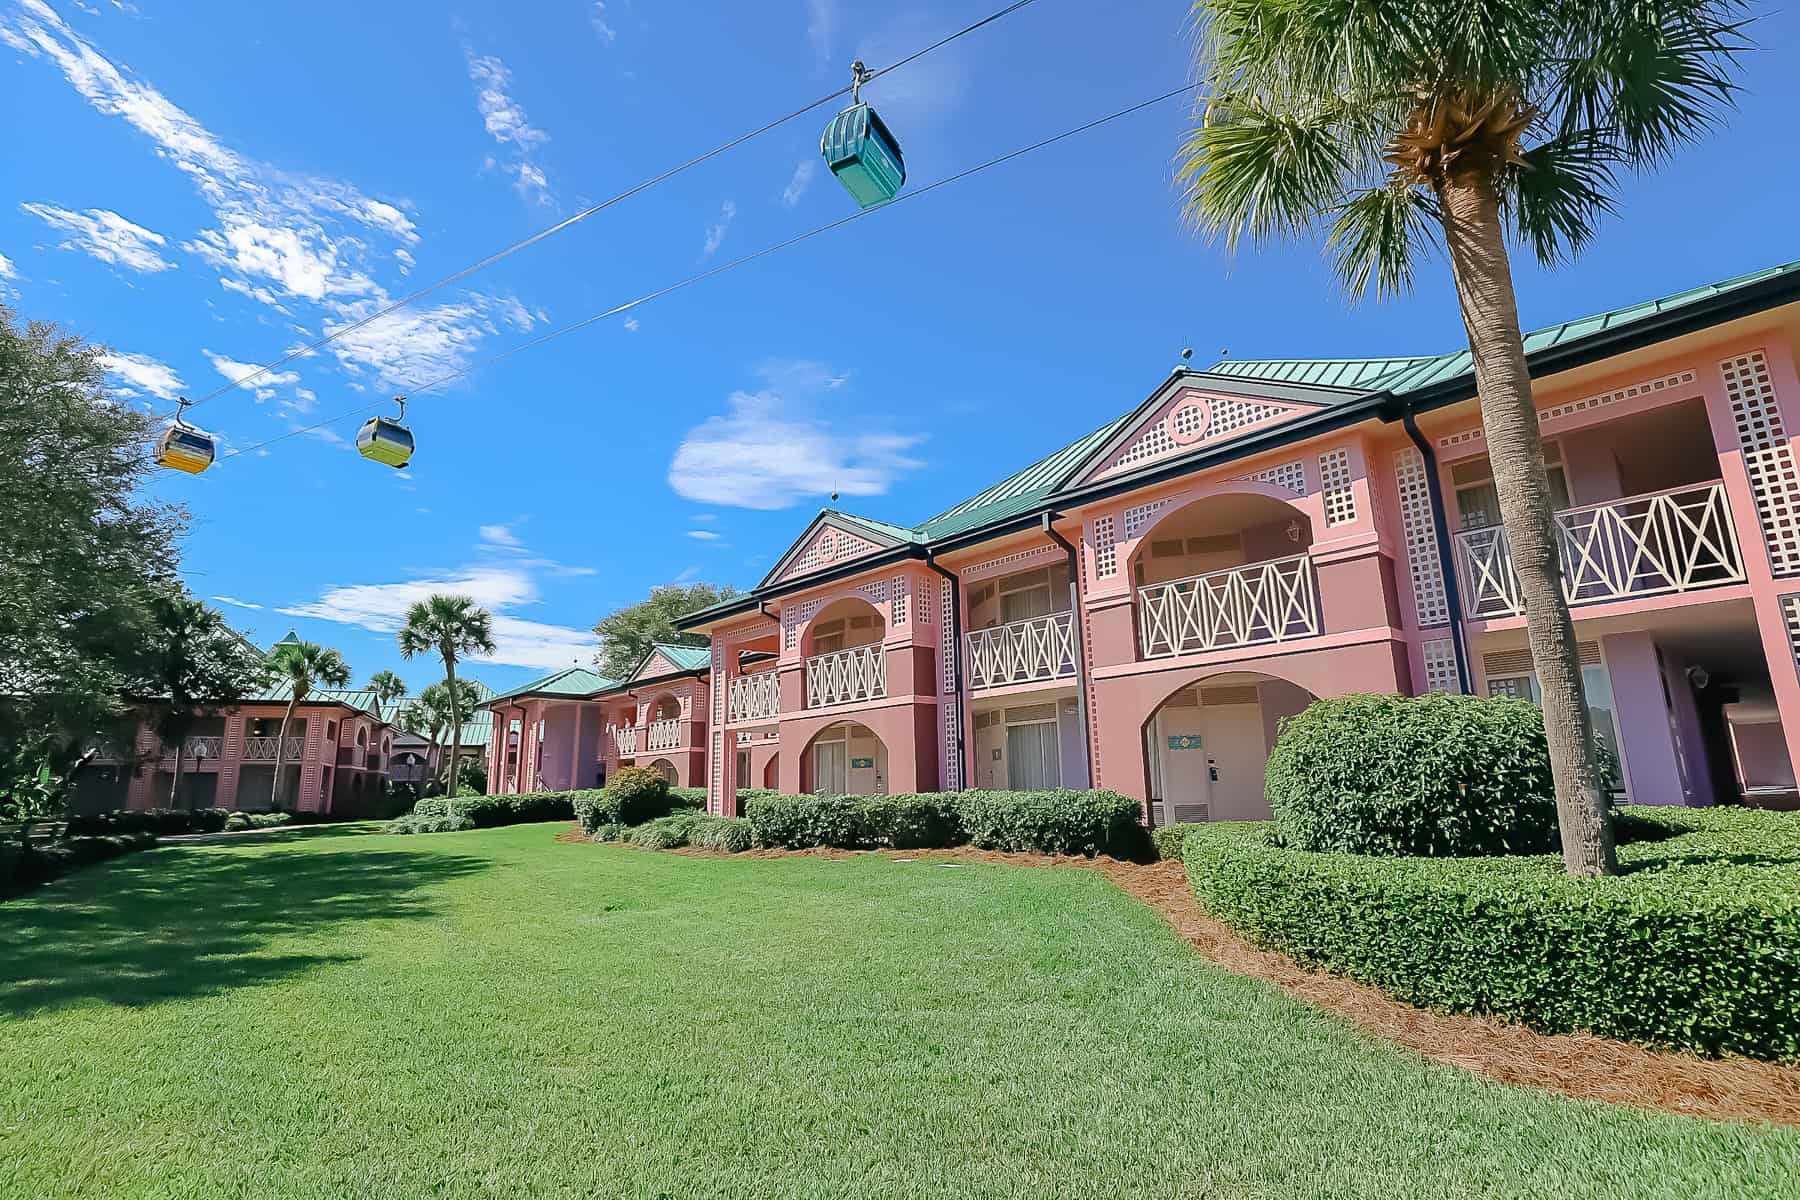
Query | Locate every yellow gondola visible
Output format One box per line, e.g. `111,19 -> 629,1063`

155,398 -> 216,474
357,396 -> 414,468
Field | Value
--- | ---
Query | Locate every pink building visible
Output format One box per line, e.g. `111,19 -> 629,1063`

480,645 -> 713,793
523,261 -> 1800,823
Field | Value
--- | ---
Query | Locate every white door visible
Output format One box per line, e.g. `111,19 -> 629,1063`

813,739 -> 847,795
1151,700 -> 1211,823
1005,721 -> 1060,791
1199,702 -> 1269,820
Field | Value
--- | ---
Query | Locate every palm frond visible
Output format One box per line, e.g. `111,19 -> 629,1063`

1505,130 -> 1619,266
1176,93 -> 1355,249
1326,186 -> 1438,301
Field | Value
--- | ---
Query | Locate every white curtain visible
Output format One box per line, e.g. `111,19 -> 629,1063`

1006,722 -> 1060,791
814,740 -> 847,794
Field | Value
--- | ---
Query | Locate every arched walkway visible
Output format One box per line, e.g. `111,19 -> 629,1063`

646,758 -> 678,785
1141,670 -> 1316,825
801,721 -> 887,796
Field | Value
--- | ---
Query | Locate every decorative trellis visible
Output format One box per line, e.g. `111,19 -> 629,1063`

1319,448 -> 1357,526
941,577 -> 960,787
965,612 -> 1077,688
1237,459 -> 1307,494
1137,554 -> 1320,658
1721,351 -> 1800,576
1422,638 -> 1461,694
891,575 -> 909,626
805,644 -> 887,708
962,544 -> 1062,580
645,719 -> 683,752
727,670 -> 780,723
1437,369 -> 1701,452
1454,481 -> 1744,618
1089,514 -> 1117,577
1123,499 -> 1170,541
1394,447 -> 1450,627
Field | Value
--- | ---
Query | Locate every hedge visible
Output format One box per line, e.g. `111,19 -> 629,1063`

390,790 -> 584,835
689,815 -> 754,853
385,812 -> 475,835
956,789 -> 1146,858
1265,693 -> 1558,857
67,807 -> 237,837
739,790 -> 1144,857
221,812 -> 292,833
2,833 -> 157,900
1152,823 -> 1203,862
1182,806 -> 1800,1061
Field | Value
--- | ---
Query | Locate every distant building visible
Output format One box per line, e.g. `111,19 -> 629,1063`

384,679 -> 496,791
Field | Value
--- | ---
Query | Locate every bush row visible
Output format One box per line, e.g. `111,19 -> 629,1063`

413,790 -> 580,828
736,789 -> 1145,858
67,807 -> 239,837
2,833 -> 157,900
1151,823 -> 1203,862
222,812 -> 292,833
587,810 -> 754,853
1181,808 -> 1800,1061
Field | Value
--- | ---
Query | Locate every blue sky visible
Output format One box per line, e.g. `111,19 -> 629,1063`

4,0 -> 1797,694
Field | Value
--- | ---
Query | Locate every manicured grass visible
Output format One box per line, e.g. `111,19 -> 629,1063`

2,825 -> 1796,1198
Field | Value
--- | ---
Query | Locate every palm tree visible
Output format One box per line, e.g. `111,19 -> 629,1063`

1177,1 -> 1746,876
146,594 -> 267,808
366,670 -> 408,706
267,638 -> 350,812
397,595 -> 495,798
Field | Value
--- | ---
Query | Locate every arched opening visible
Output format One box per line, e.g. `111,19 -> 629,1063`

646,758 -> 678,784
803,598 -> 889,707
356,726 -> 367,747
763,752 -> 779,790
649,694 -> 680,722
802,597 -> 886,658
803,722 -> 887,796
1142,670 -> 1316,825
1130,491 -> 1313,589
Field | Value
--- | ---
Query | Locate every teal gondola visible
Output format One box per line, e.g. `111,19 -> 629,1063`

357,396 -> 414,469
820,62 -> 904,209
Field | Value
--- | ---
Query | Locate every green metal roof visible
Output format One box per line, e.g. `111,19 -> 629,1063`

1205,356 -> 1438,391
484,666 -> 619,706
827,510 -> 927,545
640,643 -> 712,675
245,683 -> 388,720
914,412 -> 1135,541
381,698 -> 493,748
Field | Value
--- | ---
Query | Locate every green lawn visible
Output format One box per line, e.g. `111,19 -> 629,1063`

2,825 -> 1795,1199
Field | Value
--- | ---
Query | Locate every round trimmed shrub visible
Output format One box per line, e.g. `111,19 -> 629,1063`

603,767 -> 674,826
1266,693 -> 1556,857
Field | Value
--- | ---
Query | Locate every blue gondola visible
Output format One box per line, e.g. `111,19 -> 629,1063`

357,396 -> 414,469
154,398 -> 216,474
820,62 -> 905,209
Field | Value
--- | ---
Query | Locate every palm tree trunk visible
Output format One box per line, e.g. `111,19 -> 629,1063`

1436,169 -> 1617,877
168,743 -> 185,808
273,697 -> 299,813
443,652 -> 462,798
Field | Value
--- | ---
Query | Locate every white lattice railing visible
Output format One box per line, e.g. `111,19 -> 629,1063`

646,718 -> 682,752
966,612 -> 1077,689
728,670 -> 780,723
609,724 -> 639,756
242,736 -> 303,761
1454,481 -> 1744,620
162,735 -> 224,759
1137,554 -> 1320,659
806,644 -> 887,708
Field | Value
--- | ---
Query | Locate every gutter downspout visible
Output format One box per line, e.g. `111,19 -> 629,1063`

1403,409 -> 1474,694
1041,513 -> 1094,790
924,552 -> 968,791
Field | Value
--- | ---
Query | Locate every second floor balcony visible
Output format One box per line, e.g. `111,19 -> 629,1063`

728,670 -> 779,723
805,643 -> 887,709
1138,553 -> 1321,660
242,735 -> 304,762
646,718 -> 683,752
1454,480 -> 1744,620
609,723 -> 639,757
161,735 -> 224,760
966,612 -> 1077,689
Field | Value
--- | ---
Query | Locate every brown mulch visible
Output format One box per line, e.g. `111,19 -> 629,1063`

559,828 -> 1800,1126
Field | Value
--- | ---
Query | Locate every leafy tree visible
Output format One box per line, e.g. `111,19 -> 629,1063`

1176,0 -> 1747,876
592,583 -> 738,680
0,306 -> 184,824
397,595 -> 495,802
266,640 -> 350,812
399,678 -> 486,792
366,670 -> 408,705
145,593 -> 268,807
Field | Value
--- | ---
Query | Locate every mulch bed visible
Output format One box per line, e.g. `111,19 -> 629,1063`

562,828 -> 1800,1126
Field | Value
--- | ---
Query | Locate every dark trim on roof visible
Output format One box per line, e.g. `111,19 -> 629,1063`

678,543 -> 929,630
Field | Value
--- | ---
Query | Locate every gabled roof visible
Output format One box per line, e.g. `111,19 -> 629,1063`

758,509 -> 922,589
1205,356 -> 1437,391
915,413 -> 1134,540
381,698 -> 494,748
485,666 -> 619,706
636,642 -> 711,676
245,683 -> 390,721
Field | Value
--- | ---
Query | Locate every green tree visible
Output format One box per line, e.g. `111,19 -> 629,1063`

397,595 -> 495,800
592,583 -> 737,680
0,306 -> 185,823
1176,0 -> 1747,876
146,593 -> 268,808
400,678 -> 486,793
366,670 -> 408,706
266,640 -> 350,812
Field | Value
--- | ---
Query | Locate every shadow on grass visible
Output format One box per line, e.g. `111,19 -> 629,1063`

0,839 -> 488,1017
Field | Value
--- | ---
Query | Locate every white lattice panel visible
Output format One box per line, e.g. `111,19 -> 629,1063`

1089,515 -> 1117,577
1238,460 -> 1307,493
782,598 -> 821,650
1319,448 -> 1356,526
962,544 -> 1061,580
1113,422 -> 1174,469
1438,369 -> 1702,451
1784,595 -> 1800,671
1170,401 -> 1208,439
1394,447 -> 1449,627
1209,395 -> 1288,436
891,575 -> 908,626
1123,499 -> 1169,541
1422,638 -> 1460,694
1722,351 -> 1800,576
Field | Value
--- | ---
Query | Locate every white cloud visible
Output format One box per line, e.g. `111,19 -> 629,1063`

20,203 -> 172,272
204,348 -> 313,412
781,159 -> 817,208
686,529 -> 720,540
97,350 -> 183,399
465,48 -> 552,205
702,200 -> 736,257
806,0 -> 837,67
592,2 -> 617,44
317,292 -> 532,389
393,247 -> 415,274
0,253 -> 15,279
479,523 -> 524,548
211,595 -> 262,610
623,317 -> 640,333
691,512 -> 717,523
185,217 -> 376,303
668,359 -> 923,509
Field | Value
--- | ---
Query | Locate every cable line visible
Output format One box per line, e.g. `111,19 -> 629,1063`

176,0 -> 1045,416
218,82 -> 1197,464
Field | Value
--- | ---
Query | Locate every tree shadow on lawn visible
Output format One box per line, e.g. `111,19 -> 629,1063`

0,840 -> 488,1017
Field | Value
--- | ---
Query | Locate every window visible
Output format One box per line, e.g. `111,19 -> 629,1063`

811,618 -> 846,655
1003,703 -> 1061,791
813,737 -> 847,795
1486,663 -> 1622,794
1454,443 -> 1571,530
326,720 -> 337,741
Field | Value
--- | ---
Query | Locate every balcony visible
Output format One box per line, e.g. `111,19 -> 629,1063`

805,644 -> 887,708
242,736 -> 303,762
610,724 -> 639,756
646,718 -> 682,753
728,670 -> 780,723
1138,553 -> 1320,660
162,735 -> 224,759
966,612 -> 1077,689
1454,481 -> 1744,620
